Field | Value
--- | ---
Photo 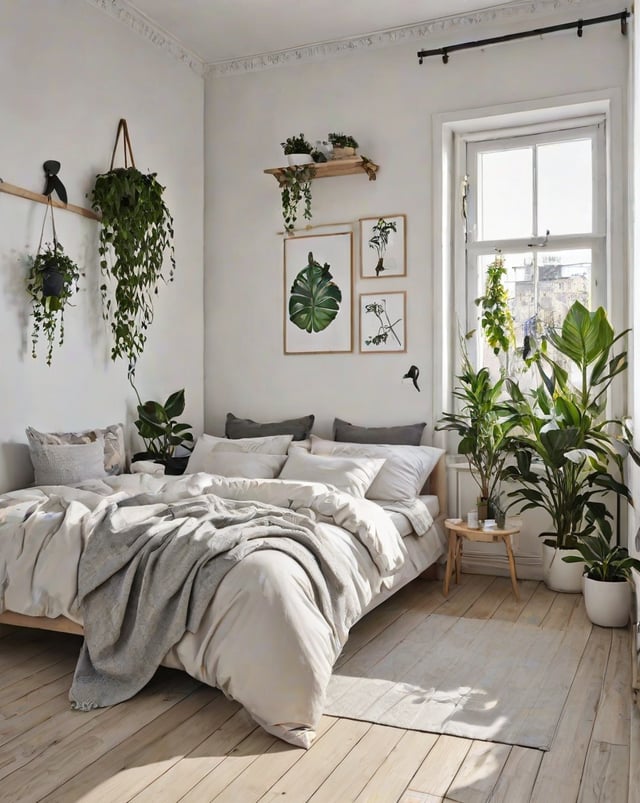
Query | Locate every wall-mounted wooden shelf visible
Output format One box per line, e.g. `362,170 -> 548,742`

264,155 -> 379,185
0,179 -> 100,221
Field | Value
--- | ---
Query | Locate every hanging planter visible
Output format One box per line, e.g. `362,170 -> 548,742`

26,198 -> 82,366
90,119 -> 176,377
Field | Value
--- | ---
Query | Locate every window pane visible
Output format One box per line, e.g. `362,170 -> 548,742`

477,148 -> 533,240
537,139 -> 592,235
477,250 -> 592,379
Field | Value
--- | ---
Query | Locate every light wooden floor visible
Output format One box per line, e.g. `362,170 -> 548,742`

0,573 -> 636,803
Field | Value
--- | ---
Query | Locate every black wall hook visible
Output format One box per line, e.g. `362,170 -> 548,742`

403,365 -> 421,392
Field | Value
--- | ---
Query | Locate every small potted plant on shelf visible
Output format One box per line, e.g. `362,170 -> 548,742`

328,132 -> 359,159
131,384 -> 194,475
281,133 -> 314,166
26,241 -> 82,366
562,530 -> 640,626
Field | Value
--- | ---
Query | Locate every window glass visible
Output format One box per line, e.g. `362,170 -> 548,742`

537,139 -> 592,235
478,148 -> 533,240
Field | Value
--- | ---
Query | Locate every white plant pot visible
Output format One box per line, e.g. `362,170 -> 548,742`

287,153 -> 313,166
542,544 -> 584,593
583,576 -> 631,627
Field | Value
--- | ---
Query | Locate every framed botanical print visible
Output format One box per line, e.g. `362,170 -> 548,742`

284,231 -> 353,354
359,214 -> 406,278
359,291 -> 406,353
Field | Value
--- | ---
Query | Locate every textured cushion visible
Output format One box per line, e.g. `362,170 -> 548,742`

191,451 -> 287,479
333,418 -> 426,446
26,424 -> 126,475
278,451 -> 385,498
28,438 -> 107,486
225,412 -> 314,441
186,432 -> 294,474
310,435 -> 444,501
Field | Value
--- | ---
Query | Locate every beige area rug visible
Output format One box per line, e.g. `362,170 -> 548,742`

325,614 -> 591,750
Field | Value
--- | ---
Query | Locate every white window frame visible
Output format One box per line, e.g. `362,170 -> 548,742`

429,90 -> 625,446
462,119 -> 607,365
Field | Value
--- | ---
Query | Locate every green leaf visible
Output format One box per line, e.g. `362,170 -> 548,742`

289,252 -> 342,333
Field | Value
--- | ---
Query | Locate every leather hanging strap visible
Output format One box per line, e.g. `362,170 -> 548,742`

109,118 -> 136,170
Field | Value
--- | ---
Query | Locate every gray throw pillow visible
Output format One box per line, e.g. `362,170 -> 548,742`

333,418 -> 426,446
225,412 -> 314,441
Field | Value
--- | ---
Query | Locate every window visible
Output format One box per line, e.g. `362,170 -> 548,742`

463,121 -> 606,376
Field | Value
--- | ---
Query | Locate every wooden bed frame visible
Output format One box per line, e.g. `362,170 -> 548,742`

0,456 -> 448,636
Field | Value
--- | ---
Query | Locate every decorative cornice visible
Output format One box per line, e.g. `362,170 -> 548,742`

208,0 -> 608,77
83,0 -> 205,76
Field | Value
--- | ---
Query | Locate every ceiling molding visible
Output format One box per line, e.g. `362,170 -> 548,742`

83,0 -> 205,76
207,0 -> 600,77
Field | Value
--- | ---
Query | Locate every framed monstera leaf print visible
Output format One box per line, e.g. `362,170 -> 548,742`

284,231 -> 353,354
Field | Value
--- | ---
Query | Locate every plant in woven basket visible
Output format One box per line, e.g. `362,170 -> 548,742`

278,164 -> 316,232
90,119 -> 176,377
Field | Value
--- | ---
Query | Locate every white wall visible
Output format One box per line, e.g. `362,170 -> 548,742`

204,2 -> 629,576
0,0 -> 204,491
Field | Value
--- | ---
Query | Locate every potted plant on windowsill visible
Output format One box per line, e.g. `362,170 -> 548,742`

131,384 -> 194,475
562,530 -> 640,626
281,133 -> 314,166
502,302 -> 631,592
328,132 -> 359,159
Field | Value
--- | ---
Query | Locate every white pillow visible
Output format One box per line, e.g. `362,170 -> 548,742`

28,437 -> 108,486
193,451 -> 287,479
310,435 -> 444,501
279,450 -> 385,498
187,432 -> 294,475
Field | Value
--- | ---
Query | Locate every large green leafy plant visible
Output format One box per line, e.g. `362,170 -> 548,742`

132,384 -> 194,475
91,120 -> 176,377
289,251 -> 342,332
502,302 -> 631,549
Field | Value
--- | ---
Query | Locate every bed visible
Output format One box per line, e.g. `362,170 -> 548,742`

0,434 -> 447,748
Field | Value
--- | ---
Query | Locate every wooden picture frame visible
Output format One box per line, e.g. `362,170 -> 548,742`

359,214 -> 406,278
359,291 -> 406,353
284,231 -> 353,354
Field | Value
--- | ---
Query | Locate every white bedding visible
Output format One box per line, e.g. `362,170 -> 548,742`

0,471 -> 446,747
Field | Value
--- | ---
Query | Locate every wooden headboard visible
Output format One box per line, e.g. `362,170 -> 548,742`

425,454 -> 447,520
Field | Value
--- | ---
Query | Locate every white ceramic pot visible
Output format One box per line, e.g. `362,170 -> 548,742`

542,543 -> 584,593
287,153 -> 313,166
583,576 -> 631,627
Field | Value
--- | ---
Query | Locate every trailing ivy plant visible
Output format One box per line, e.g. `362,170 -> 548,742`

475,252 -> 515,357
26,241 -> 82,366
279,165 -> 316,232
91,120 -> 176,377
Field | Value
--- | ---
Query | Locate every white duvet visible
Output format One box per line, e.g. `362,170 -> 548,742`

0,471 -> 440,747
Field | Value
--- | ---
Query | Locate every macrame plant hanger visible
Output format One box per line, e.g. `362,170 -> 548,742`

37,196 -> 64,297
110,118 -> 136,170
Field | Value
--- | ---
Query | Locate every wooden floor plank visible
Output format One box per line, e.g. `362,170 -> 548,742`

308,723 -> 404,802
629,701 -> 640,803
212,716 -> 337,803
0,659 -> 73,710
541,592 -> 582,630
591,627 -> 631,747
433,574 -> 495,618
516,583 -> 557,626
258,718 -> 371,803
355,729 -> 439,802
41,687 -> 237,803
488,745 -> 544,803
492,579 -> 538,622
578,741 -> 629,802
405,734 -> 472,798
446,739 -> 512,803
464,577 -> 514,620
530,626 -> 612,803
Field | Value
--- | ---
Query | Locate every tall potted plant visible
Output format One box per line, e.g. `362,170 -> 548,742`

502,302 -> 631,592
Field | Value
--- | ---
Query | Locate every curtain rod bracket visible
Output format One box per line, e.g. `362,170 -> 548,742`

577,19 -> 583,37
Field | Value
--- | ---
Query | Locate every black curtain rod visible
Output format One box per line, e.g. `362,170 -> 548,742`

417,9 -> 630,64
